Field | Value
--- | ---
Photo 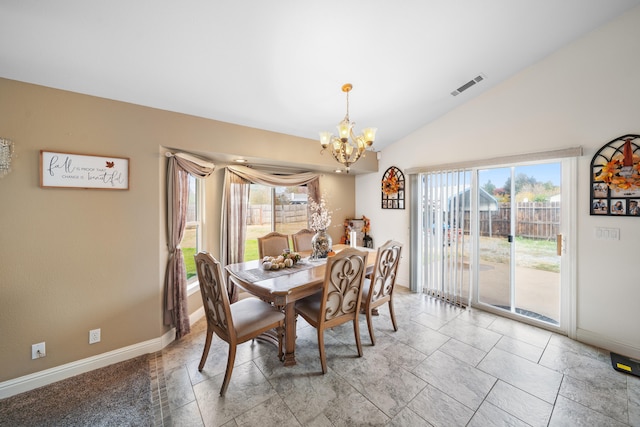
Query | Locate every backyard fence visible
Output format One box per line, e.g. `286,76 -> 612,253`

463,201 -> 560,240
248,204 -> 308,225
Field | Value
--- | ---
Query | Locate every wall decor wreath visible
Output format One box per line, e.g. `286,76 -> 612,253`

381,166 -> 405,209
590,134 -> 640,217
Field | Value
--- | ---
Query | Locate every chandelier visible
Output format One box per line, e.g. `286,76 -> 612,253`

319,83 -> 377,173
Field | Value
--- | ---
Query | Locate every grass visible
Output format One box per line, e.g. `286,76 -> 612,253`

183,247 -> 197,280
245,239 -> 258,262
478,236 -> 560,273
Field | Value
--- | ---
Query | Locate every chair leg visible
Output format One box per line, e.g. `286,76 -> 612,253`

198,329 -> 213,371
318,329 -> 327,374
354,317 -> 363,357
388,298 -> 398,331
220,344 -> 237,396
365,308 -> 376,346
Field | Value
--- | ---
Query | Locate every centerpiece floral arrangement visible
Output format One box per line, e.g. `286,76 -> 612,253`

308,197 -> 332,231
308,196 -> 333,259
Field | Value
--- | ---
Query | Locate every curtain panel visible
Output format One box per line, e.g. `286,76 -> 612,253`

164,152 -> 215,339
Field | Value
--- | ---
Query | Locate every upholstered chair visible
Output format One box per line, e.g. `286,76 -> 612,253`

360,240 -> 403,345
194,252 -> 284,395
291,228 -> 314,252
257,231 -> 290,259
295,248 -> 369,373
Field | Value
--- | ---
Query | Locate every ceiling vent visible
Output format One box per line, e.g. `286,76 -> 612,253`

451,74 -> 486,97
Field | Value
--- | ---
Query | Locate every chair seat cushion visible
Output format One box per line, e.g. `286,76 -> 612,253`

294,291 -> 323,320
231,298 -> 284,340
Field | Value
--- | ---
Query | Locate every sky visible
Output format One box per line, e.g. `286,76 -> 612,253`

478,163 -> 561,189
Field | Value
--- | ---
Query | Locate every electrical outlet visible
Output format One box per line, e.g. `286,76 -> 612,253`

89,328 -> 101,344
32,342 -> 46,359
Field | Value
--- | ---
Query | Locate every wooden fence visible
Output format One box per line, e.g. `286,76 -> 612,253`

463,202 -> 560,240
248,204 -> 308,225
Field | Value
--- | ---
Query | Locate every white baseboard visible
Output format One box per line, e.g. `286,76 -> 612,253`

576,328 -> 640,360
0,309 -> 207,400
190,306 -> 205,325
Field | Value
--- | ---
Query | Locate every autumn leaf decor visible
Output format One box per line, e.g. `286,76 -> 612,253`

362,215 -> 370,234
382,168 -> 400,195
594,138 -> 640,190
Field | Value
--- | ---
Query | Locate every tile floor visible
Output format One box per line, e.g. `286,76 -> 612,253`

152,288 -> 640,426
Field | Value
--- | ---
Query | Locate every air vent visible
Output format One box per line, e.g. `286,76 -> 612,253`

451,74 -> 486,97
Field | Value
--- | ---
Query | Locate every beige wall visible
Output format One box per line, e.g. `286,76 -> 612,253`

0,78 -> 359,383
358,6 -> 640,358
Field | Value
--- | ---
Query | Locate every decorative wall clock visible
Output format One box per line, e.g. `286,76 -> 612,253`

381,166 -> 405,209
590,134 -> 640,216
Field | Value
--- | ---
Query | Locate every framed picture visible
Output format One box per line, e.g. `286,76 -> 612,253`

590,135 -> 640,216
40,150 -> 129,190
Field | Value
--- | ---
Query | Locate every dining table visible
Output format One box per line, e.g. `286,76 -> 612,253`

225,244 -> 376,366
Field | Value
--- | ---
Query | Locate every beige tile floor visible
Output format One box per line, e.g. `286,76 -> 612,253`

152,288 -> 640,426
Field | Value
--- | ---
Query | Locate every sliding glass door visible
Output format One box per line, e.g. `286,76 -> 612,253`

476,163 -> 562,325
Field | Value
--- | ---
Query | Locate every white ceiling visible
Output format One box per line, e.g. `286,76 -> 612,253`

1,0 -> 639,152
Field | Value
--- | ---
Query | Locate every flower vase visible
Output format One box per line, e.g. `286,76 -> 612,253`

311,229 -> 332,260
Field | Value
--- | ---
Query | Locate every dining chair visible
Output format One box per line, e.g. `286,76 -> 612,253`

291,228 -> 314,252
361,240 -> 403,345
295,247 -> 369,374
194,251 -> 285,395
257,231 -> 290,259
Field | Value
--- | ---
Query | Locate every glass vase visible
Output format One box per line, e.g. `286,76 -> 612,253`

310,229 -> 332,260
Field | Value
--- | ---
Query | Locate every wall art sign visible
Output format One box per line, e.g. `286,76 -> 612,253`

381,166 -> 405,209
40,150 -> 129,190
590,134 -> 640,216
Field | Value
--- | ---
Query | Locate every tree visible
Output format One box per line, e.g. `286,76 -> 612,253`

503,173 -> 538,198
482,179 -> 496,195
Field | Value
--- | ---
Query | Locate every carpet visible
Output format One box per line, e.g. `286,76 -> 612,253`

0,354 -> 152,427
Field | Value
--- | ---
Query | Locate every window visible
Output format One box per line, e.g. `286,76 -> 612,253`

244,184 -> 308,261
181,174 -> 202,283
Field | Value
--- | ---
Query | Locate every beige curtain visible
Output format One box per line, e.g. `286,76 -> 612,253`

164,152 -> 215,339
221,165 -> 320,302
221,169 -> 250,272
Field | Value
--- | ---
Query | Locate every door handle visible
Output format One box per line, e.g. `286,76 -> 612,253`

556,234 -> 563,256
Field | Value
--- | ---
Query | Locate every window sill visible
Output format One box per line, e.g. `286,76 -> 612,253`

187,281 -> 200,296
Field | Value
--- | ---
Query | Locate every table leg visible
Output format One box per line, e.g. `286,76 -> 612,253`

282,302 -> 297,366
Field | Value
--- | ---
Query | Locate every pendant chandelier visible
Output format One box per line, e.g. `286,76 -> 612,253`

319,83 -> 377,173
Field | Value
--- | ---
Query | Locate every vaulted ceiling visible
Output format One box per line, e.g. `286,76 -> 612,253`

2,1 -> 639,154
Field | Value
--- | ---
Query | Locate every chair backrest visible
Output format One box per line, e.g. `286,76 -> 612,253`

257,232 -> 290,259
292,228 -> 315,252
320,248 -> 369,325
194,252 -> 235,343
367,240 -> 403,305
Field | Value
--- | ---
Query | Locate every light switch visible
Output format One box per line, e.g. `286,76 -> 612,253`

595,227 -> 620,240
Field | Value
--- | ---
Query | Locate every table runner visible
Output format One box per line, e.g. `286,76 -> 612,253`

233,258 -> 327,283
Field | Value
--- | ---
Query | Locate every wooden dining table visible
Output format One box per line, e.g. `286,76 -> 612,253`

225,244 -> 376,366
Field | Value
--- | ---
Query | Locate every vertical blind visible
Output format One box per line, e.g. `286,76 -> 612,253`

414,169 -> 471,308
